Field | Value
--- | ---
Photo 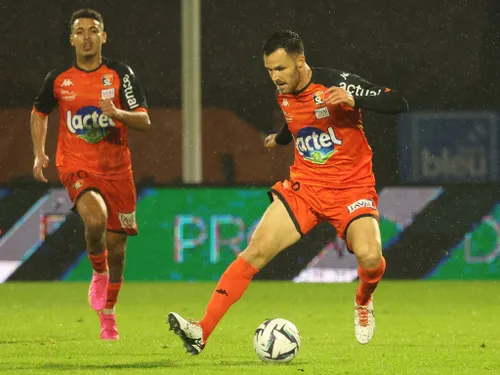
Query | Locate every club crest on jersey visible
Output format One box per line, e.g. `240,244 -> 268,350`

295,126 -> 342,164
66,106 -> 116,144
102,74 -> 114,86
312,91 -> 325,106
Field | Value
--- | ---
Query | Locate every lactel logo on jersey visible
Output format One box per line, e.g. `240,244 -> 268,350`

399,113 -> 499,182
296,126 -> 342,165
123,74 -> 139,109
66,106 -> 116,143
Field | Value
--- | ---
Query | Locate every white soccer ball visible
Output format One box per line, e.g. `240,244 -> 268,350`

253,318 -> 301,363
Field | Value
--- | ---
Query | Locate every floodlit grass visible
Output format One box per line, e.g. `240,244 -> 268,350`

0,281 -> 498,374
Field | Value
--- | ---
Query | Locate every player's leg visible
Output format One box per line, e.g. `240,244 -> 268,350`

105,231 -> 127,306
346,215 -> 385,344
97,231 -> 127,340
168,195 -> 303,354
75,190 -> 110,312
199,196 -> 302,335
97,177 -> 137,340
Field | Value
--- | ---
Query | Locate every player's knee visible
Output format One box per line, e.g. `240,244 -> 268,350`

83,214 -> 107,238
353,242 -> 382,269
243,232 -> 275,267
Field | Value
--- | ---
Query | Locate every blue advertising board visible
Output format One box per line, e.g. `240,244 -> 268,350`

399,112 -> 498,183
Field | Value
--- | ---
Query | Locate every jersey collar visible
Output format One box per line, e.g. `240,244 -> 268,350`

73,58 -> 105,73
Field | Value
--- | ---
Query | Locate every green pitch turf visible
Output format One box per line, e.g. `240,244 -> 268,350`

0,281 -> 498,375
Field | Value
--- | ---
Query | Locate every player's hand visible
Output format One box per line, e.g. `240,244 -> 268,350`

33,154 -> 49,183
99,99 -> 120,119
264,134 -> 278,150
325,86 -> 355,108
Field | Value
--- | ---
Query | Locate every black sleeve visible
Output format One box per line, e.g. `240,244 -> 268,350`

341,73 -> 409,114
275,123 -> 293,145
33,70 -> 58,115
114,62 -> 148,111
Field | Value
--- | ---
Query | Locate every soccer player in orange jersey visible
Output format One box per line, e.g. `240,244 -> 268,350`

168,30 -> 408,352
30,9 -> 150,340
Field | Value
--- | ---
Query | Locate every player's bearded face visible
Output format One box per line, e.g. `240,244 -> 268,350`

70,18 -> 107,58
264,49 -> 302,94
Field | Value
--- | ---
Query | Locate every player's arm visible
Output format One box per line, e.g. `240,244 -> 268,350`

31,70 -> 57,183
325,73 -> 409,114
100,102 -> 150,131
100,63 -> 150,131
264,123 -> 293,150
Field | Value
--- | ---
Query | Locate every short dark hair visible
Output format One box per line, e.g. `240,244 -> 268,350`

262,30 -> 304,56
70,8 -> 104,32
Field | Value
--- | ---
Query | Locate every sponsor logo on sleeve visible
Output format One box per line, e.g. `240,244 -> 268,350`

122,74 -> 139,109
338,82 -> 381,97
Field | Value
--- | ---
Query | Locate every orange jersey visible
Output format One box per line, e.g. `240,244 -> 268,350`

276,68 -> 408,188
33,57 -> 148,179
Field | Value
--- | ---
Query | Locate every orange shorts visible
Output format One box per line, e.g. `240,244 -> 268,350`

269,179 -> 379,239
59,170 -> 138,235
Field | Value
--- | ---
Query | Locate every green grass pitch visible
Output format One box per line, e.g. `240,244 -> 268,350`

0,281 -> 498,374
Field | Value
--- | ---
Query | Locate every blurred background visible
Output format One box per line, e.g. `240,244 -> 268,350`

0,0 -> 499,283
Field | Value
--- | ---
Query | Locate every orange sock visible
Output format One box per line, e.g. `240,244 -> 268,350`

105,279 -> 123,310
356,256 -> 386,306
88,249 -> 108,273
199,256 -> 259,342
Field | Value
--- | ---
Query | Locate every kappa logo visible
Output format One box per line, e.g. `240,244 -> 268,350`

119,211 -> 137,230
313,91 -> 325,106
61,79 -> 73,87
347,199 -> 375,214
282,98 -> 290,107
340,72 -> 350,80
102,74 -> 113,86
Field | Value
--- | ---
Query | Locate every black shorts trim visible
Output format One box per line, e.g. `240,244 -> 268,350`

107,229 -> 137,237
268,188 -> 304,237
343,213 -> 379,253
72,188 -> 104,212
